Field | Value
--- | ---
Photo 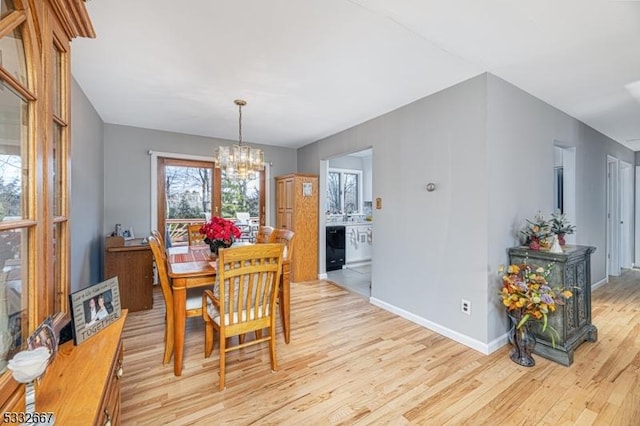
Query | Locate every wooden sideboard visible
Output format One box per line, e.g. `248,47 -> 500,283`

104,238 -> 153,312
37,311 -> 127,424
508,245 -> 597,366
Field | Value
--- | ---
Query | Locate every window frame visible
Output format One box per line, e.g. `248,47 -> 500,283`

327,167 -> 363,217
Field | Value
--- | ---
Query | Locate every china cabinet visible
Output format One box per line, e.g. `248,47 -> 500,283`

0,0 -> 96,412
508,245 -> 597,366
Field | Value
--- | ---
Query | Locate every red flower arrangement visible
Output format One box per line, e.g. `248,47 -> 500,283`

199,216 -> 241,249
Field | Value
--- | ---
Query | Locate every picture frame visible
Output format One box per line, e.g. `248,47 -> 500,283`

302,182 -> 313,197
122,227 -> 135,240
68,277 -> 122,345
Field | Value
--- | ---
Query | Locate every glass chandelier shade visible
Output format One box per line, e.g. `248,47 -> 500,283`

214,99 -> 264,180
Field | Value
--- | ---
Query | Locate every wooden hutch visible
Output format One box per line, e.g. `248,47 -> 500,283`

0,2 -> 125,423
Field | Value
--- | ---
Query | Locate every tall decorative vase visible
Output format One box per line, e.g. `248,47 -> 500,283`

508,315 -> 536,367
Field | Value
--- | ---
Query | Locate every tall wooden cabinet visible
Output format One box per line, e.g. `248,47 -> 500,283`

508,245 -> 597,366
276,174 -> 318,282
0,0 -> 97,412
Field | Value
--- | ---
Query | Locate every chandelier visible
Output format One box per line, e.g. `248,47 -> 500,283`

214,99 -> 264,179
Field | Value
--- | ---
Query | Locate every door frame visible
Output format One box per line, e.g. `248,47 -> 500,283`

636,166 -> 640,268
554,143 -> 577,244
606,155 -> 620,277
149,150 -> 270,235
619,160 -> 633,269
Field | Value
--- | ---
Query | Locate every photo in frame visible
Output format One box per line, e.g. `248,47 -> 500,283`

302,182 -> 313,197
122,227 -> 135,240
69,277 -> 122,345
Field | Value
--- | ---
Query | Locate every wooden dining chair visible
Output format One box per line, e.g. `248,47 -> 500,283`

187,223 -> 205,246
272,228 -> 295,261
149,235 -> 205,365
152,229 -> 166,250
255,225 -> 276,244
202,243 -> 284,390
273,228 -> 295,340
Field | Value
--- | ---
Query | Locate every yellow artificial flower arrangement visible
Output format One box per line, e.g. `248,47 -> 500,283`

499,262 -> 573,343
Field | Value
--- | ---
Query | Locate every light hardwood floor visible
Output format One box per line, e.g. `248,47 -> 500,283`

120,270 -> 640,425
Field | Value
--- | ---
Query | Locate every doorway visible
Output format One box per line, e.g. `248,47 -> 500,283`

321,148 -> 373,297
553,144 -> 576,244
606,156 -> 620,276
619,161 -> 633,269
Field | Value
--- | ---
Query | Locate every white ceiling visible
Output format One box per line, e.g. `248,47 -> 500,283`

72,0 -> 640,151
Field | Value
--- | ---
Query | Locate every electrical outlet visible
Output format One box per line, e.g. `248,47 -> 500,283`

461,299 -> 471,315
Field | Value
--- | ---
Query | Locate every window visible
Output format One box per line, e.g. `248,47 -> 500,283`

0,22 -> 32,372
221,170 -> 261,219
157,157 -> 265,245
327,168 -> 362,215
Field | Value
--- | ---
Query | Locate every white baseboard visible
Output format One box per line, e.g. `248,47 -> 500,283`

592,277 -> 608,291
345,260 -> 371,268
318,273 -> 328,280
369,297 -> 504,355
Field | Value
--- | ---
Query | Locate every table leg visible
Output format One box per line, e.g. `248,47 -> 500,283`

173,284 -> 186,376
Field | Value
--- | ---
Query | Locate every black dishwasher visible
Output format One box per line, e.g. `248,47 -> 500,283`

326,226 -> 346,271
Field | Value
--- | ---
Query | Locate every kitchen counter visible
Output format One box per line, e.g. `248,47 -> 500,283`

326,221 -> 372,226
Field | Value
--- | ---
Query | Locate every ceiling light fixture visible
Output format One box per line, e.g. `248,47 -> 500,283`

214,99 -> 264,180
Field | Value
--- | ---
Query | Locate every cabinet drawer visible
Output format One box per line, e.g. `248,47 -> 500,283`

97,342 -> 124,425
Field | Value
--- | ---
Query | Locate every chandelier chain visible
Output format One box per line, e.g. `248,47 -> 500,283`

238,102 -> 243,146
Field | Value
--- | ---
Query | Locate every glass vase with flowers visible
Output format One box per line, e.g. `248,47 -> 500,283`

499,261 -> 573,366
199,216 -> 242,256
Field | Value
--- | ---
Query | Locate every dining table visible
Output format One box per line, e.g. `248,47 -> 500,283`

167,243 -> 291,376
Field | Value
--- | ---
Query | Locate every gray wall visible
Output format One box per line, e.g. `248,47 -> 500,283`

70,78 -> 105,292
103,124 -> 298,237
299,75 -> 490,344
485,73 -> 634,342
298,72 -> 635,350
